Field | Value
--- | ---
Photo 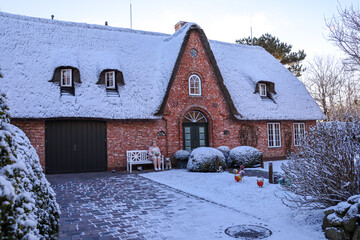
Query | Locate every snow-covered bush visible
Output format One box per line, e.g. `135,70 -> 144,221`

174,150 -> 190,161
174,150 -> 190,169
0,93 -> 60,239
229,146 -> 262,168
187,147 -> 226,172
217,146 -> 231,167
281,120 -> 360,209
0,93 -> 10,126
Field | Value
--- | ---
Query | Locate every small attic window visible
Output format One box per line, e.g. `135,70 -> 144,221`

60,69 -> 72,87
259,84 -> 267,97
49,66 -> 80,96
97,69 -> 125,96
105,71 -> 115,89
254,81 -> 276,101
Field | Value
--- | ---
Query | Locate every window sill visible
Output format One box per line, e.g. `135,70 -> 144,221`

268,146 -> 282,149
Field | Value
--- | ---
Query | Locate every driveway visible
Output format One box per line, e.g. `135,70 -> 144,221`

47,171 -> 265,240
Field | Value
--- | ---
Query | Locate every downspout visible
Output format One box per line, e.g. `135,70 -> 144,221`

164,117 -> 169,157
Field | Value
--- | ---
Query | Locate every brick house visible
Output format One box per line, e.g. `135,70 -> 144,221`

0,13 -> 325,173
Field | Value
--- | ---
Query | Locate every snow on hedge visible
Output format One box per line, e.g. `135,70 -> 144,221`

229,146 -> 262,167
216,146 -> 231,166
173,150 -> 190,161
0,93 -> 60,239
187,147 -> 226,172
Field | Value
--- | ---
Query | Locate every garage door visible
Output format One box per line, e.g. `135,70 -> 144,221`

45,121 -> 107,174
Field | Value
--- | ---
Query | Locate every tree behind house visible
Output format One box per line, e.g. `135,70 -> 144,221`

302,55 -> 360,121
326,4 -> 360,72
236,33 -> 306,77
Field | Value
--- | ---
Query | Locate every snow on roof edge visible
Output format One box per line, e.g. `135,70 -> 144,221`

209,39 -> 266,51
0,11 -> 170,38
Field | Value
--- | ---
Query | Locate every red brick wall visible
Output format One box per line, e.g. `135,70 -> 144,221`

162,30 -> 317,160
12,119 -> 46,168
164,30 -> 231,156
107,120 -> 167,169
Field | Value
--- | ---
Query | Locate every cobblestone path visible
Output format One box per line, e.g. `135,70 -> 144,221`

47,172 -> 263,240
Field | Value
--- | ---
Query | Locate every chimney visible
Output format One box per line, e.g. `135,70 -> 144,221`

175,21 -> 187,32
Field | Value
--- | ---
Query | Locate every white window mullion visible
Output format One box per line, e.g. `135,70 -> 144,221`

60,69 -> 72,87
294,123 -> 305,146
105,71 -> 116,89
268,122 -> 281,148
259,83 -> 267,97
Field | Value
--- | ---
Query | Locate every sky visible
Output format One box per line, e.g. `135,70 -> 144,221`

0,0 -> 359,62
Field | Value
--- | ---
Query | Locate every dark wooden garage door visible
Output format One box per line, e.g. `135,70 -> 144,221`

45,121 -> 107,174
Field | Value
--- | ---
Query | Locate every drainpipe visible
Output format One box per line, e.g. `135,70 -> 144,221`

164,117 -> 169,157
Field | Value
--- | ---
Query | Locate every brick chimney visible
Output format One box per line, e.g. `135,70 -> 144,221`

175,21 -> 187,32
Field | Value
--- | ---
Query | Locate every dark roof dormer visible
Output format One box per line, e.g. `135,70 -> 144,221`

49,66 -> 81,96
254,81 -> 276,102
97,69 -> 124,97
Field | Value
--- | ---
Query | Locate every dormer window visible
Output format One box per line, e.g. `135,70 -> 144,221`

189,74 -> 201,96
105,71 -> 115,89
60,69 -> 72,87
49,66 -> 80,96
259,83 -> 267,97
255,81 -> 276,101
97,69 -> 125,96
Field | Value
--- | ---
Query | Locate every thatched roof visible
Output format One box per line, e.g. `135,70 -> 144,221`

0,12 -> 325,120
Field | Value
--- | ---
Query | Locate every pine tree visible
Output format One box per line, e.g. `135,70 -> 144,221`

0,87 -> 60,238
236,33 -> 306,77
0,93 -> 10,126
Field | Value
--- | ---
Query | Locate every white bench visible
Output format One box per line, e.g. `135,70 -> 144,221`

126,150 -> 164,173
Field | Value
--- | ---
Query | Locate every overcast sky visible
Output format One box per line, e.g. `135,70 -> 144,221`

1,0 -> 359,62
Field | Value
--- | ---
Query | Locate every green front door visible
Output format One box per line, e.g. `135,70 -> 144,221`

183,123 -> 209,152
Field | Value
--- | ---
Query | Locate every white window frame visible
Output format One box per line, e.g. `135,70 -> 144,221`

293,122 -> 306,146
60,69 -> 72,87
267,122 -> 281,148
188,74 -> 202,96
259,83 -> 267,97
105,71 -> 116,89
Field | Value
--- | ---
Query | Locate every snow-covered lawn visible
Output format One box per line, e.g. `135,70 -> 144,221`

141,167 -> 325,240
250,160 -> 287,173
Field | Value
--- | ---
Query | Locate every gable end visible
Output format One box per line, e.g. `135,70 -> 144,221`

155,25 -> 241,119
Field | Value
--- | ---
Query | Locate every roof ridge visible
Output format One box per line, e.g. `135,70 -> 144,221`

0,11 -> 170,38
209,39 -> 265,51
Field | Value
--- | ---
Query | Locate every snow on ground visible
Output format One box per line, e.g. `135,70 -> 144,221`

141,168 -> 325,240
250,160 -> 287,173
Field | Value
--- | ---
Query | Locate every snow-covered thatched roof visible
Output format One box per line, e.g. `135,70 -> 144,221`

0,12 -> 325,120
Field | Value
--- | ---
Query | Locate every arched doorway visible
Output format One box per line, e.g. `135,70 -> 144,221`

182,110 -> 209,151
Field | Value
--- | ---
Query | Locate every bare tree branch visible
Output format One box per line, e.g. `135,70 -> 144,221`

280,119 -> 360,209
326,5 -> 360,71
302,55 -> 360,120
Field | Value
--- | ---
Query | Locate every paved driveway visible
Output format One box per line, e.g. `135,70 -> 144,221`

47,172 -> 265,240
